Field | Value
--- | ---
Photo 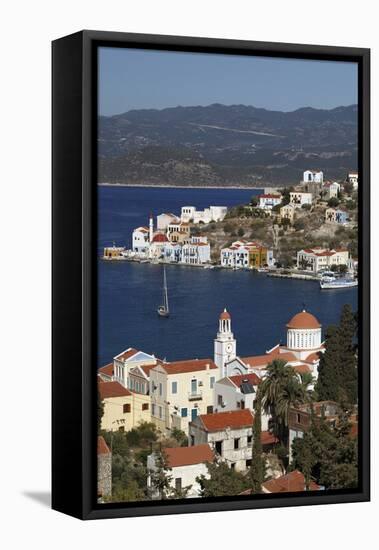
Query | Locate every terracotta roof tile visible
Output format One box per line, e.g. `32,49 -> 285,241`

164,444 -> 214,467
261,431 -> 279,445
98,363 -> 114,377
229,373 -> 261,387
287,310 -> 321,330
197,409 -> 254,432
98,381 -> 131,399
262,470 -> 320,493
161,359 -> 218,375
115,347 -> 139,362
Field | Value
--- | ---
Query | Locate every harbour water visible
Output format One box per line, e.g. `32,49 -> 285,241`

97,186 -> 358,367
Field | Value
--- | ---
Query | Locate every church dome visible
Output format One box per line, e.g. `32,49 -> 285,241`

220,308 -> 231,320
287,310 -> 321,330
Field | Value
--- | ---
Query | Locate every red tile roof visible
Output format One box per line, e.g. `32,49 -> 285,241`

98,381 -> 131,399
287,310 -> 321,330
115,347 -> 139,362
241,347 -> 297,369
98,436 -> 111,455
229,373 -> 261,387
161,359 -> 218,375
259,194 -> 282,199
305,352 -> 320,363
164,444 -> 214,467
261,431 -> 279,446
98,363 -> 114,377
220,309 -> 231,320
262,470 -> 320,493
293,364 -> 312,375
197,409 -> 254,432
152,233 -> 169,243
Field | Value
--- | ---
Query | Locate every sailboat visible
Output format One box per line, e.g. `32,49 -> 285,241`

157,267 -> 169,317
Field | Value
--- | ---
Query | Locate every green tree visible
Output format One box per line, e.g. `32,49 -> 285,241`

196,461 -> 249,497
250,196 -> 258,207
149,450 -> 173,500
237,227 -> 245,238
316,305 -> 357,405
249,392 -> 266,493
327,197 -> 340,207
260,360 -> 308,446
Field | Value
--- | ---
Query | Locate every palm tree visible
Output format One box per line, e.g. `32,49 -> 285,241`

260,360 -> 311,447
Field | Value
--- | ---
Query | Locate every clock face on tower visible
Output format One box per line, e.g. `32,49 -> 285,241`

226,343 -> 233,353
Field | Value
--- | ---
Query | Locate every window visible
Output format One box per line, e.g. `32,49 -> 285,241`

175,478 -> 182,492
152,404 -> 155,416
159,383 -> 162,396
142,403 -> 149,411
191,408 -> 198,421
246,459 -> 252,468
236,401 -> 241,409
172,381 -> 177,394
215,441 -> 222,455
190,435 -> 195,446
241,400 -> 245,409
234,438 -> 240,450
159,406 -> 162,419
191,379 -> 197,395
118,426 -> 125,433
247,435 -> 253,445
181,408 -> 188,418
151,381 -> 155,394
230,463 -> 236,470
297,413 -> 301,423
207,405 -> 213,414
123,404 -> 131,413
217,394 -> 223,406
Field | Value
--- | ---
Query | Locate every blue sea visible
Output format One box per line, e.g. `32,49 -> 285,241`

97,186 -> 357,368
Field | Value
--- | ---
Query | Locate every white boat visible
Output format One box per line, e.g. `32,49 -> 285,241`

157,267 -> 170,317
320,276 -> 358,289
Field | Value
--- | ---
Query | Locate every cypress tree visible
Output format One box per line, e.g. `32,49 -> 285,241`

250,392 -> 266,493
316,325 -> 340,401
338,304 -> 358,405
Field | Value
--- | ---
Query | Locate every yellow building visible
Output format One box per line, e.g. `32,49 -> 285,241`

98,379 -> 151,432
149,359 -> 218,435
166,222 -> 191,243
103,245 -> 125,258
248,245 -> 269,268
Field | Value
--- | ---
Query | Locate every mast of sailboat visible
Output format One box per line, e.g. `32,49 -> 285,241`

163,267 -> 169,313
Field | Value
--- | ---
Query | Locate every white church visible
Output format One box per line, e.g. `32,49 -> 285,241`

214,308 -> 324,382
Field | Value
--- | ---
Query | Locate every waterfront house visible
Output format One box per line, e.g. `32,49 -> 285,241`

325,207 -> 348,224
220,240 -> 272,269
98,379 -> 151,432
103,245 -> 125,258
163,241 -> 182,263
258,193 -> 282,210
180,205 -> 227,224
132,226 -> 150,254
322,181 -> 340,200
149,232 -> 169,258
280,203 -> 296,224
181,240 -> 211,265
157,212 -> 180,231
147,444 -> 214,498
149,359 -> 218,435
297,247 -> 350,273
97,436 -> 112,500
289,191 -> 313,208
347,171 -> 358,190
188,409 -> 254,472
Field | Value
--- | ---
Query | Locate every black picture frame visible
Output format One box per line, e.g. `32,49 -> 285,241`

52,30 -> 370,520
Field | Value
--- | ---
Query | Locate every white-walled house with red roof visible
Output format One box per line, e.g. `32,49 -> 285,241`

258,193 -> 282,210
189,409 -> 255,472
147,444 -> 214,498
297,247 -> 350,273
149,359 -> 219,435
132,226 -> 150,254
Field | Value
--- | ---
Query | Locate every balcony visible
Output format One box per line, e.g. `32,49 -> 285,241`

188,391 -> 203,401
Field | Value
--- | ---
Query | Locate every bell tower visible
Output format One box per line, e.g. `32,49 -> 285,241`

214,308 -> 237,378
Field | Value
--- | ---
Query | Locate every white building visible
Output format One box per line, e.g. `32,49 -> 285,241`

214,373 -> 270,431
188,409 -> 254,472
157,212 -> 180,231
297,247 -> 350,273
323,181 -> 340,200
132,226 -> 150,254
214,309 -> 237,377
258,194 -> 282,210
303,170 -> 323,184
181,205 -> 227,224
347,171 -> 358,190
220,240 -> 273,269
147,444 -> 214,498
181,240 -> 210,265
289,191 -> 313,208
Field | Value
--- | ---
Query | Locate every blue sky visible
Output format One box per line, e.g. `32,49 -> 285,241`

98,47 -> 358,117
